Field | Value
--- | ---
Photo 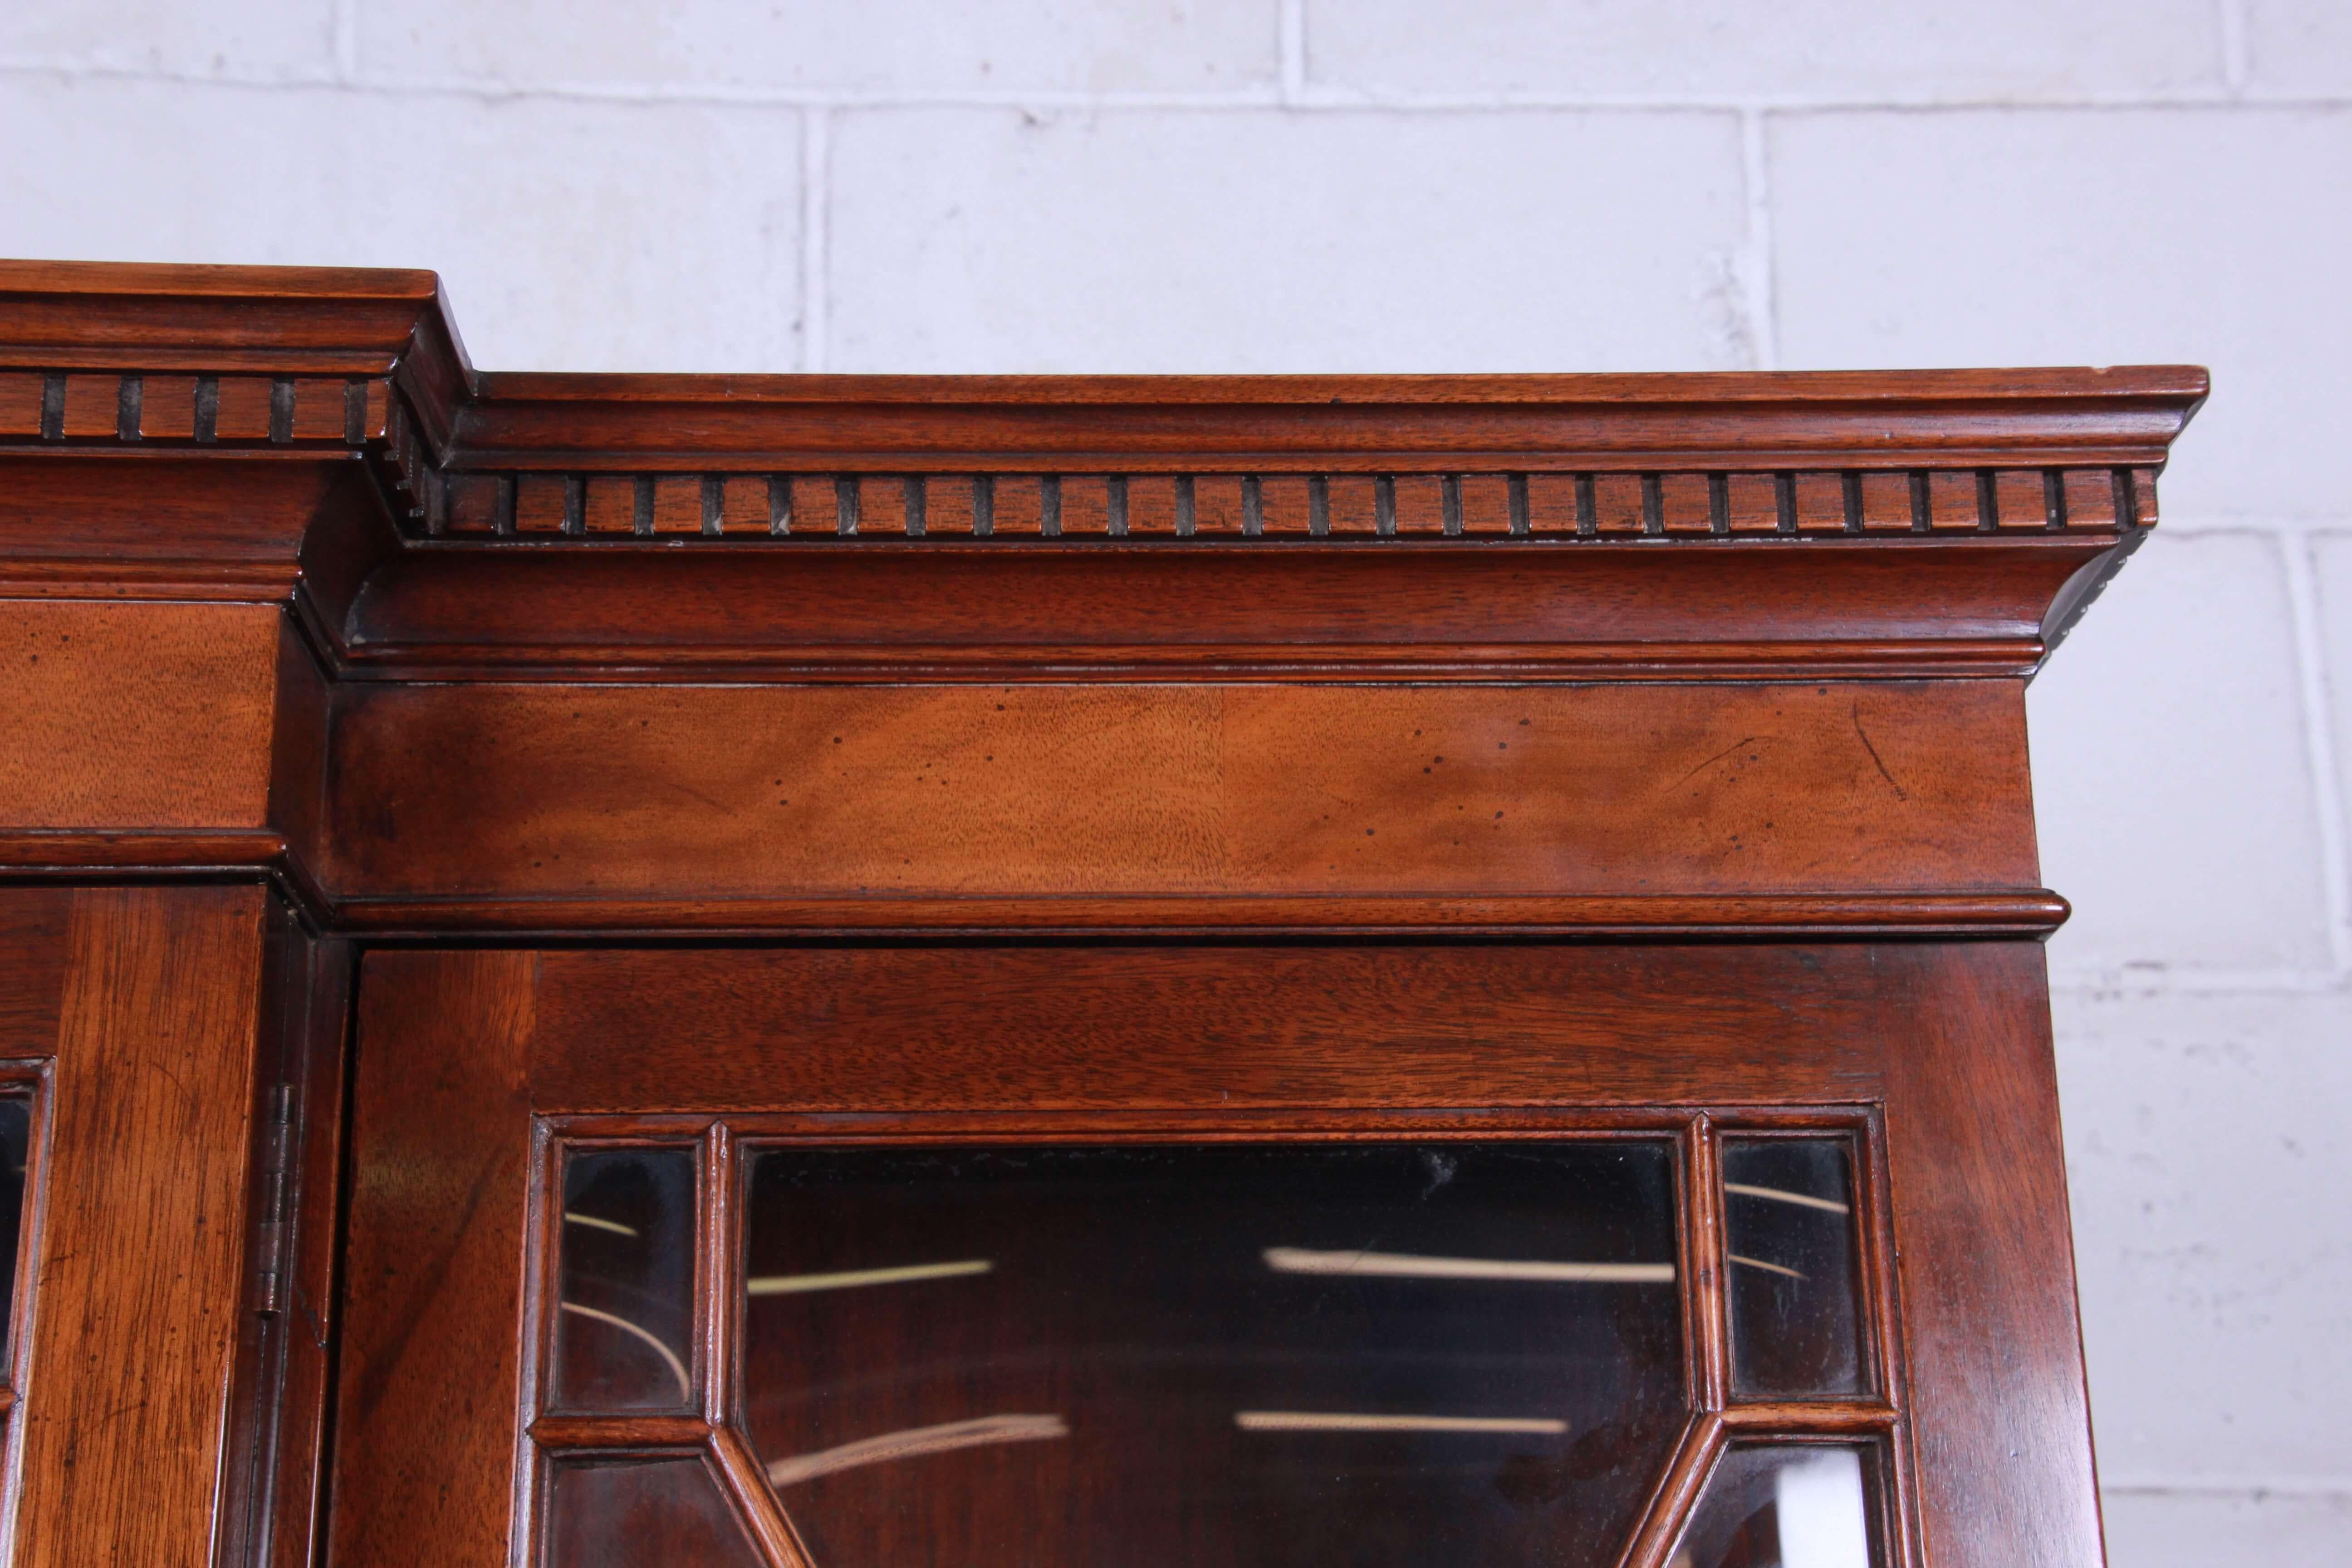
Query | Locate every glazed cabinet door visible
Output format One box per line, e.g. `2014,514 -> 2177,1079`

327,942 -> 2097,1568
0,885 -> 292,1568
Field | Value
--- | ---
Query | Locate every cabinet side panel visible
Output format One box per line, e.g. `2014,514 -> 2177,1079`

16,885 -> 268,1568
1882,942 -> 2102,1568
327,950 -> 537,1568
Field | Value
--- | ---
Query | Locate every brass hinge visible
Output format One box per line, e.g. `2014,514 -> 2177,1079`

253,1083 -> 294,1316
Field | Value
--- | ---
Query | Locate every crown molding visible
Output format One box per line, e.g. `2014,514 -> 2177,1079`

0,260 -> 2205,686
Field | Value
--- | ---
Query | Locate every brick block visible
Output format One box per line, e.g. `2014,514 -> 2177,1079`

2244,0 -> 2352,96
360,0 -> 1277,95
2100,1491 -> 2352,1566
2053,986 -> 2352,1480
0,78 -> 802,373
0,0 -> 337,80
2310,537 -> 2352,897
830,108 -> 1745,373
1308,0 -> 2220,100
2031,533 -> 2332,976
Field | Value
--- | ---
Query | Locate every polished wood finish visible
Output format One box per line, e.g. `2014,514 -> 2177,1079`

355,945 -> 1925,1567
249,918 -> 353,1568
0,261 -> 2205,1568
1885,939 -> 2102,1568
329,945 -> 536,1568
322,678 -> 2036,925
336,534 -> 2114,684
0,601 -> 279,828
15,887 -> 267,1568
328,950 -> 536,1568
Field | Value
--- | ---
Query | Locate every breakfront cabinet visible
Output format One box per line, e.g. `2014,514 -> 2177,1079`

0,262 -> 2202,1568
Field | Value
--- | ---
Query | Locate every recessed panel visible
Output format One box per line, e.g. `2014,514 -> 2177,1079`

740,1141 -> 1683,1566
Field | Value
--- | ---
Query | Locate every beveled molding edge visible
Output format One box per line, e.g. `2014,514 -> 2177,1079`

2,260 -> 2205,529
0,833 -> 2072,940
0,263 -> 2205,683
0,363 -> 2166,542
328,890 -> 2073,940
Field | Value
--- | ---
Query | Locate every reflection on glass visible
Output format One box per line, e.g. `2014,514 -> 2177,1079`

1669,1445 -> 1876,1568
553,1147 -> 697,1411
0,1097 -> 27,1357
543,1455 -> 762,1568
1722,1140 -> 1866,1398
742,1142 -> 1683,1567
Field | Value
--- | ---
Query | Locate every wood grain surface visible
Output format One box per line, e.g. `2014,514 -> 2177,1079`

0,601 -> 279,829
0,892 -> 69,1059
260,927 -> 353,1568
327,949 -> 537,1568
520,943 -> 1892,1116
323,680 -> 2036,911
15,885 -> 266,1568
0,455 -> 355,599
1883,941 -> 2105,1568
339,533 -> 2113,682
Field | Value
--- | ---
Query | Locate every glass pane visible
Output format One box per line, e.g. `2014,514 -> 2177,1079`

543,1455 -> 763,1568
742,1141 -> 1683,1568
1722,1139 -> 1866,1398
0,1096 -> 28,1357
554,1147 -> 697,1411
1669,1444 -> 1877,1568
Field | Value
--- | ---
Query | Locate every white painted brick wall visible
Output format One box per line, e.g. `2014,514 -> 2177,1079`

1305,0 -> 2225,102
2243,0 -> 2352,96
0,77 -> 806,371
827,108 -> 1750,372
3,2 -> 2345,1557
2030,533 -> 2332,978
2053,988 -> 2352,1480
358,0 -> 1280,96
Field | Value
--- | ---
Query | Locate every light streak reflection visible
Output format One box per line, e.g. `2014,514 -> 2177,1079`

1236,1412 -> 1568,1435
765,1414 -> 1068,1486
1264,1246 -> 1673,1284
746,1259 -> 995,1297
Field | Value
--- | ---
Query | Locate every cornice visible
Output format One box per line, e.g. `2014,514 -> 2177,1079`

0,261 -> 2205,684
0,263 -> 2189,939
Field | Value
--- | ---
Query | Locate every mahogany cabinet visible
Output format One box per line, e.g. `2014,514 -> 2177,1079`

0,261 -> 2203,1567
